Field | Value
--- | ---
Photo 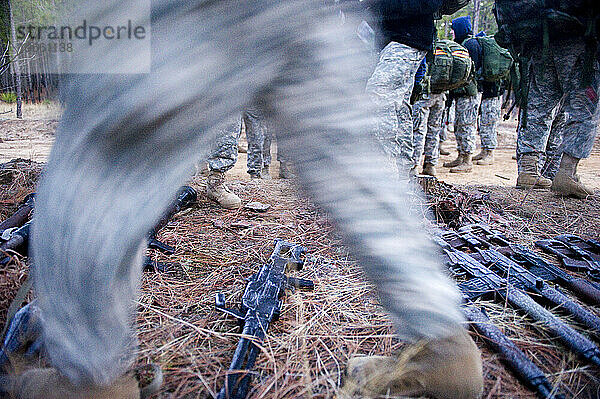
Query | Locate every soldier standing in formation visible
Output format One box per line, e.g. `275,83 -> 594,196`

205,119 -> 243,209
243,109 -> 273,180
411,60 -> 448,177
444,16 -> 480,174
509,2 -> 599,198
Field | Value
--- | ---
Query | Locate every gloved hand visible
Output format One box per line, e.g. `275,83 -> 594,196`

339,327 -> 483,399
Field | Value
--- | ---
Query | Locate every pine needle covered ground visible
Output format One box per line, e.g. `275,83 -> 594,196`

0,160 -> 599,398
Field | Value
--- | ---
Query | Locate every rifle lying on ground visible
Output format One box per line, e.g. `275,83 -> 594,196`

441,229 -> 600,333
460,299 -> 562,398
459,224 -> 600,305
434,235 -> 600,366
0,187 -> 197,270
215,240 -> 314,399
437,238 -> 562,398
0,194 -> 35,235
554,235 -> 600,262
147,185 -> 197,254
536,237 -> 600,282
0,220 -> 170,271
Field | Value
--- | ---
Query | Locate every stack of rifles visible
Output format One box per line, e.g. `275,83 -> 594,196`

1,190 -> 600,398
437,223 -> 600,398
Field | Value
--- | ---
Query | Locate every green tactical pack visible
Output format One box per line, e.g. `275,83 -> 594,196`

430,39 -> 473,93
477,36 -> 513,82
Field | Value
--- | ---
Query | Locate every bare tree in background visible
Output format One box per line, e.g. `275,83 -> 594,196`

7,0 -> 22,118
472,0 -> 481,35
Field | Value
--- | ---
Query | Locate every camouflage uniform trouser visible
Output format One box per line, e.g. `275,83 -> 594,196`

207,117 -> 241,173
412,92 -> 447,166
244,108 -> 272,175
441,98 -> 453,142
541,106 -> 566,179
454,94 -> 481,154
367,42 -> 427,170
517,38 -> 600,173
479,95 -> 502,150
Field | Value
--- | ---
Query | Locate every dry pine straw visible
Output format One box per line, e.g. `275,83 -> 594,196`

0,166 -> 599,398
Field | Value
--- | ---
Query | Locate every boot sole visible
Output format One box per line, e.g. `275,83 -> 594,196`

515,184 -> 551,190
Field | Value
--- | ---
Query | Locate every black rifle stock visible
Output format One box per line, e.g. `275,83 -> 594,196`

215,240 -> 314,399
462,302 -> 561,398
147,185 -> 197,254
0,194 -> 35,235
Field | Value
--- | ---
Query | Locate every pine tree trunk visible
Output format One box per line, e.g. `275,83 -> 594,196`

472,0 -> 481,36
7,0 -> 23,118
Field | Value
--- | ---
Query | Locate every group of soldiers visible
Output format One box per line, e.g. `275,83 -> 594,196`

411,16 -> 505,176
370,11 -> 598,200
208,6 -> 598,216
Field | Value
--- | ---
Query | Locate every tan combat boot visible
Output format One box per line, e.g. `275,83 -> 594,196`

475,149 -> 494,165
516,153 -> 552,189
443,153 -> 464,168
206,170 -> 242,209
450,153 -> 473,173
472,149 -> 486,161
422,162 -> 436,177
340,328 -> 483,399
551,154 -> 594,199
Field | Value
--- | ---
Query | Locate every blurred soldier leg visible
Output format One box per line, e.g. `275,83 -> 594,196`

474,95 -> 501,165
206,118 -> 243,209
445,94 -> 479,173
367,42 -> 426,177
244,108 -> 271,179
412,98 -> 430,169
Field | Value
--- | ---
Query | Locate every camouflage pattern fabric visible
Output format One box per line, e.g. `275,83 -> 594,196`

453,94 -> 481,154
244,109 -> 272,175
412,93 -> 447,166
478,95 -> 502,150
367,42 -> 427,171
541,107 -> 566,179
441,98 -> 454,142
207,117 -> 241,173
517,38 -> 600,172
411,98 -> 429,165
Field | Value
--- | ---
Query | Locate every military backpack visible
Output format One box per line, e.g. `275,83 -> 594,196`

476,36 -> 513,82
430,39 -> 473,93
494,0 -> 600,49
